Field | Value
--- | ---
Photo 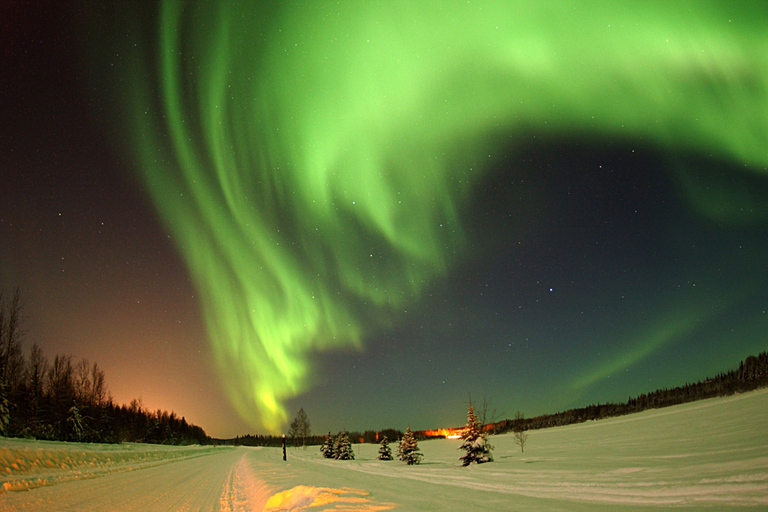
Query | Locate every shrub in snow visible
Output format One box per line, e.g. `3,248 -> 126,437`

513,410 -> 529,453
67,403 -> 84,442
320,431 -> 335,458
0,384 -> 9,436
459,398 -> 494,466
397,427 -> 423,465
334,431 -> 355,460
377,435 -> 393,460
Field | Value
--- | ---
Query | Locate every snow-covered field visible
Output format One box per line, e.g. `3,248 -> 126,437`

1,389 -> 766,511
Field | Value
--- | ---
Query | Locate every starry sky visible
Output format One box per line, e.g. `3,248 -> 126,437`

2,1 -> 767,438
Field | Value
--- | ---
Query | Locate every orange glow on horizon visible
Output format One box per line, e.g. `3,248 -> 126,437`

421,428 -> 464,439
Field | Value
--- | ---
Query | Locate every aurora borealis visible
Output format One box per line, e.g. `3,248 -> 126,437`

2,1 -> 767,437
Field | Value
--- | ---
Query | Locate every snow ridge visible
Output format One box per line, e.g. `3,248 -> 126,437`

219,450 -> 272,511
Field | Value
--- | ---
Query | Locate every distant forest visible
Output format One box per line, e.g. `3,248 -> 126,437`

488,350 -> 768,436
229,351 -> 768,447
226,428 -> 405,448
0,288 -> 208,445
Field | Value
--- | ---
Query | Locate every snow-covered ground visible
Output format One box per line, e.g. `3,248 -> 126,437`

1,389 -> 766,511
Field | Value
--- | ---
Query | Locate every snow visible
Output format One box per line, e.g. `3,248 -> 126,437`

1,389 -> 766,510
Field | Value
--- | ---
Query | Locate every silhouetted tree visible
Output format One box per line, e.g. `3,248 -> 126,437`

0,288 -> 25,391
0,384 -> 9,436
288,407 -> 311,449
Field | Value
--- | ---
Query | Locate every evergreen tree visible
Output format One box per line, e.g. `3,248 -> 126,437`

377,435 -> 393,461
320,431 -> 335,459
398,427 -> 422,465
334,431 -> 355,460
459,397 -> 493,466
67,402 -> 84,442
0,384 -> 9,436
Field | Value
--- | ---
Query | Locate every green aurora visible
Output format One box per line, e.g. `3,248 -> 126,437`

112,1 -> 768,432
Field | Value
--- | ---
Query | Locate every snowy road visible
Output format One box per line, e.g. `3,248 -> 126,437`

0,446 -> 274,511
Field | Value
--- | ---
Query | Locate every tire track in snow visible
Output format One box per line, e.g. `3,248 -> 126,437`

219,450 -> 273,511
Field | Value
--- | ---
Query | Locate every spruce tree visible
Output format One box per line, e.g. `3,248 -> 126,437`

0,384 -> 9,436
398,427 -> 422,465
67,403 -> 84,442
377,435 -> 393,461
334,431 -> 355,460
459,397 -> 493,466
320,431 -> 334,458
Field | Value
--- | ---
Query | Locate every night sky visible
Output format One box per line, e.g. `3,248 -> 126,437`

2,1 -> 767,438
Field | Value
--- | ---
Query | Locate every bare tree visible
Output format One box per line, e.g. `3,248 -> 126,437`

47,354 -> 74,403
477,394 -> 489,430
91,362 -> 107,407
513,410 -> 529,453
288,407 -> 311,449
74,358 -> 92,405
477,394 -> 504,435
0,288 -> 25,390
26,344 -> 49,430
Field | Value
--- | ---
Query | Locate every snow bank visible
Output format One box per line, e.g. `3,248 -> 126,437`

0,438 -> 219,493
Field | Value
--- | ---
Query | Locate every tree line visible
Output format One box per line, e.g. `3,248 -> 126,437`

491,350 -> 768,434
227,427 -> 405,447
0,287 -> 208,445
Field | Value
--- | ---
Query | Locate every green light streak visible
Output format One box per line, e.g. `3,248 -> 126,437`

572,304 -> 707,392
117,1 -> 768,432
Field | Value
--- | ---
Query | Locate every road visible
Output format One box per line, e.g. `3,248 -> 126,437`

0,446 -> 276,512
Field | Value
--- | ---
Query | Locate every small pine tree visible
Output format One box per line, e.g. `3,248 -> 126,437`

459,397 -> 493,466
334,431 -> 355,460
398,427 -> 423,465
377,435 -> 393,461
0,384 -> 9,436
67,403 -> 84,442
320,431 -> 335,458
